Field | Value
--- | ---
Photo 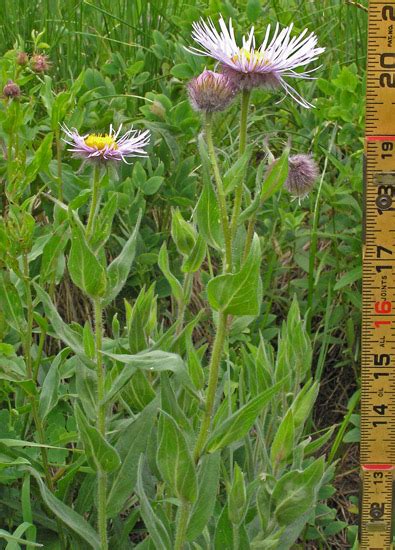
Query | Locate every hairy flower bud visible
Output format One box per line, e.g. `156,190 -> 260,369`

187,70 -> 237,113
3,80 -> 21,99
284,154 -> 319,198
30,54 -> 51,73
16,51 -> 28,66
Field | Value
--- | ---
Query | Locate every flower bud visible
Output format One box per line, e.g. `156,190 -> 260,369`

30,53 -> 51,73
187,70 -> 237,113
171,209 -> 197,255
16,51 -> 28,66
284,154 -> 319,198
150,99 -> 166,119
3,80 -> 21,99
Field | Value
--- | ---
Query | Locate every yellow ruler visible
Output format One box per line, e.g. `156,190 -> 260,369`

361,1 -> 395,548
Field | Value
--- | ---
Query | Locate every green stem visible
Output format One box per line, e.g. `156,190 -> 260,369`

193,311 -> 228,462
174,500 -> 190,550
55,128 -> 63,201
306,124 -> 337,334
176,272 -> 193,336
243,216 -> 256,261
94,298 -> 108,550
230,90 -> 251,243
233,523 -> 240,550
86,166 -> 101,241
204,113 -> 232,273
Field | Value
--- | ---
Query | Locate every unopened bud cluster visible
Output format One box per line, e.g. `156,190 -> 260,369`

285,154 -> 319,198
3,80 -> 21,99
188,70 -> 237,113
30,54 -> 51,73
15,51 -> 51,73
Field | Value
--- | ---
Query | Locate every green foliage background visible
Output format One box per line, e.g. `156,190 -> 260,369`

0,0 -> 367,548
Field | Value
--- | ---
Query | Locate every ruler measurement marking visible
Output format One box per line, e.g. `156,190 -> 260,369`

361,2 -> 395,547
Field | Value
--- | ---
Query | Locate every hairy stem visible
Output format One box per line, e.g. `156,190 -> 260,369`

86,165 -> 101,240
230,90 -> 251,244
193,311 -> 228,462
174,500 -> 190,550
233,523 -> 240,550
94,298 -> 108,550
205,113 -> 232,272
176,271 -> 193,336
55,128 -> 63,201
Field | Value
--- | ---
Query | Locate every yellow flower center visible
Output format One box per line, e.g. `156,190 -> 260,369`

84,134 -> 118,150
232,48 -> 269,68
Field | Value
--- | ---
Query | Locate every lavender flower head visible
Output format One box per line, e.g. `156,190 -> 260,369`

187,16 -> 325,107
62,124 -> 150,164
188,70 -> 237,113
284,154 -> 319,198
31,54 -> 51,73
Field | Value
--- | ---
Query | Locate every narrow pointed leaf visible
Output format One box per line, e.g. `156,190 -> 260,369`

206,380 -> 285,453
103,210 -> 141,305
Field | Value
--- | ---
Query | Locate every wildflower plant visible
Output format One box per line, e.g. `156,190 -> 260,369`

0,11 -> 345,550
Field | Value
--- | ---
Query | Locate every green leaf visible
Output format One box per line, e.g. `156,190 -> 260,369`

206,380 -> 285,453
136,457 -> 172,550
246,0 -> 262,21
333,265 -> 362,291
0,524 -> 41,548
181,234 -> 206,273
291,380 -> 319,429
28,467 -> 100,549
141,176 -> 164,195
207,234 -> 262,315
158,242 -> 183,303
89,192 -> 118,251
273,458 -> 325,525
103,350 -> 192,403
107,400 -> 158,518
270,409 -> 295,468
68,218 -> 107,298
39,223 -> 69,284
75,404 -> 121,473
171,209 -> 196,256
171,63 -> 194,79
25,133 -> 54,186
33,284 -> 84,355
261,148 -> 289,202
38,351 -> 65,420
195,182 -> 223,251
186,452 -> 220,540
103,211 -> 141,305
75,362 -> 98,422
157,411 -> 197,503
0,272 -> 26,333
227,463 -> 247,525
223,146 -> 253,195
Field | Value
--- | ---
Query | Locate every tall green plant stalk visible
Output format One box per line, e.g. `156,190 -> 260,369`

86,165 -> 101,240
307,124 -> 337,333
193,311 -> 228,462
204,113 -> 232,272
93,297 -> 108,550
55,127 -> 63,201
230,90 -> 251,244
174,501 -> 190,550
176,271 -> 193,336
